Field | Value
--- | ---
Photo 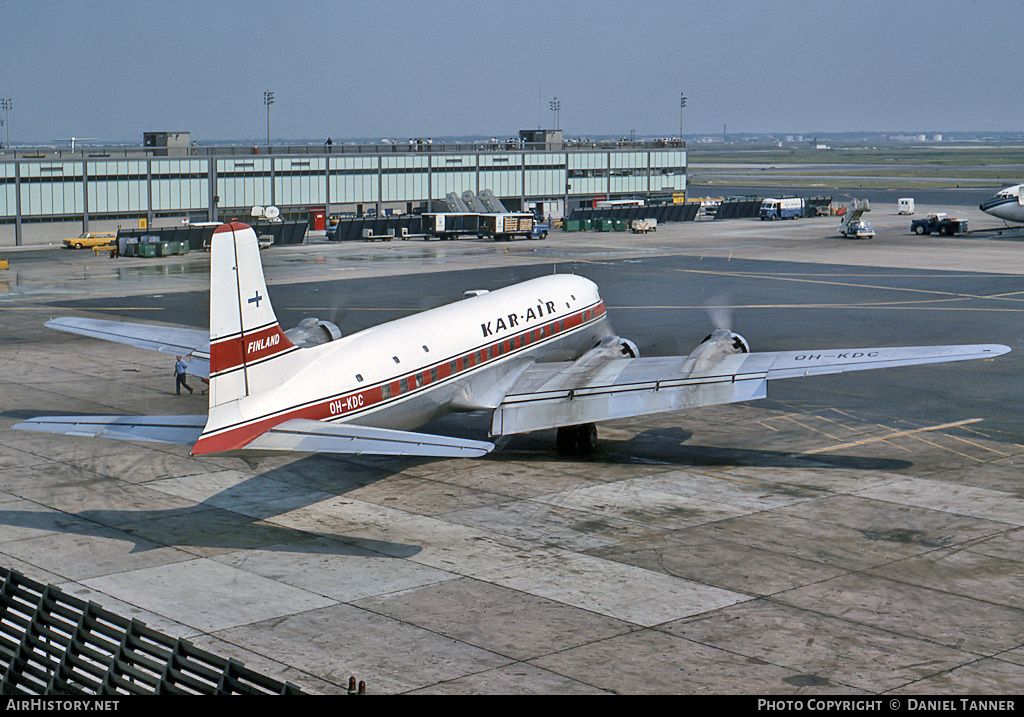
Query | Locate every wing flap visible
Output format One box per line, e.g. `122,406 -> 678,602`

13,415 -> 206,445
242,418 -> 494,458
47,318 -> 211,378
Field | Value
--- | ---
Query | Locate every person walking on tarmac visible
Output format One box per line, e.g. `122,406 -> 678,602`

174,356 -> 193,395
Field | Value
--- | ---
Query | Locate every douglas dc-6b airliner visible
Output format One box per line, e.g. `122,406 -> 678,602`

15,223 -> 1010,461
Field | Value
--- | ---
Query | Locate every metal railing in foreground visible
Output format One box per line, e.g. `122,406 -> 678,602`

0,567 -> 305,695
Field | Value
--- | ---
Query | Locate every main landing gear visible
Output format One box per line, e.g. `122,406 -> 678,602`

556,423 -> 597,455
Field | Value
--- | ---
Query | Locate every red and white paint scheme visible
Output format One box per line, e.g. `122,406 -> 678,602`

16,223 -> 1010,460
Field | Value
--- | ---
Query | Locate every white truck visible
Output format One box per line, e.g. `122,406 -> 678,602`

759,197 -> 805,220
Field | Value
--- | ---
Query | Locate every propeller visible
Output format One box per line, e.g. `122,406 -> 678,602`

702,293 -> 749,353
705,293 -> 733,333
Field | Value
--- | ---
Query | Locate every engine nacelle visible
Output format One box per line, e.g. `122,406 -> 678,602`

284,318 -> 343,348
699,329 -> 750,355
570,336 -> 640,370
685,329 -> 751,375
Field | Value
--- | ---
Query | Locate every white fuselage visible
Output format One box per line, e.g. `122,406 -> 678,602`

195,274 -> 612,452
980,184 -> 1024,223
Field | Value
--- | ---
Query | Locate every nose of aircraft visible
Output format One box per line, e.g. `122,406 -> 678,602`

980,195 -> 1002,212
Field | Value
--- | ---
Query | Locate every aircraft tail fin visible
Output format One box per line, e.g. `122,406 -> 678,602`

207,222 -> 296,408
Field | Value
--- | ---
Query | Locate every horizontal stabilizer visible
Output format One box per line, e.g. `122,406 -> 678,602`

13,415 -> 206,445
242,419 -> 494,458
46,318 -> 210,378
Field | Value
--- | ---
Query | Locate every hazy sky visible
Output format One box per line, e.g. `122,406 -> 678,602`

3,0 -> 1020,144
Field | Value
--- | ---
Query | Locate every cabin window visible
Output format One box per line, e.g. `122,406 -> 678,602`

422,345 -> 429,353
400,378 -> 409,393
393,356 -> 400,364
431,367 -> 439,382
451,360 -> 458,373
382,384 -> 392,399
415,373 -> 423,388
355,374 -> 363,382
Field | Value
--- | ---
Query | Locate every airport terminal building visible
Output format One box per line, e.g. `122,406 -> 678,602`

0,131 -> 686,244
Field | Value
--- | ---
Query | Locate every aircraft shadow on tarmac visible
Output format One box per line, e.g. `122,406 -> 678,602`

495,426 -> 913,472
0,434 -> 427,557
0,408 -> 910,557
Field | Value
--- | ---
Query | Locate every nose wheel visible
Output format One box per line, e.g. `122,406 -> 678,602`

556,423 -> 597,455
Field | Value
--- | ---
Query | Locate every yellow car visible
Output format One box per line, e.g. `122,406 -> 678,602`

63,232 -> 117,250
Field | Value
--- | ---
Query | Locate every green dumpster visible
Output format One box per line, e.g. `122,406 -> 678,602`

137,243 -> 156,258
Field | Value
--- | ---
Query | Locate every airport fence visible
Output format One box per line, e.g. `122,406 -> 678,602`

117,221 -> 307,251
566,203 -> 701,227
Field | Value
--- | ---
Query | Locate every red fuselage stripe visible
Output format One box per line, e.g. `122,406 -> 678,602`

192,300 -> 606,454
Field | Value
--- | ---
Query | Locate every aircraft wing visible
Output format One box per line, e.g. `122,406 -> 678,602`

491,343 -> 1010,436
240,419 -> 494,458
46,318 -> 211,378
12,415 -> 207,445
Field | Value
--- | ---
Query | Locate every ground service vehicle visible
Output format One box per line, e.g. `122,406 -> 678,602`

631,218 -> 657,233
421,212 -> 479,240
479,213 -> 534,241
911,213 -> 968,235
759,197 -> 805,220
838,199 -> 874,239
840,219 -> 876,239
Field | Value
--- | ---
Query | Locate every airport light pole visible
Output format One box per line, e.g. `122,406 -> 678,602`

679,93 -> 686,142
263,91 -> 274,147
1,99 -> 11,149
549,98 -> 561,130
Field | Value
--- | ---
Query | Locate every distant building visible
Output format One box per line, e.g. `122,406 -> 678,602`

519,129 -> 563,149
143,131 -> 192,156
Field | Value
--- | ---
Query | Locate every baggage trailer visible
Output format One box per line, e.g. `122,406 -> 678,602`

421,212 -> 480,240
479,213 -> 534,241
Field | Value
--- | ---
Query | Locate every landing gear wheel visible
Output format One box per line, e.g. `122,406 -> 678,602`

576,423 -> 597,454
556,423 -> 598,455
